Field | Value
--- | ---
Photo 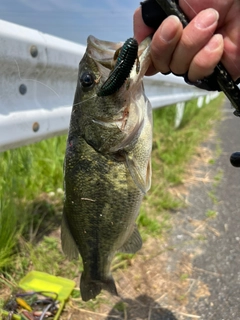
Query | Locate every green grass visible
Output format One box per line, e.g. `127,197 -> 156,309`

205,210 -> 217,219
206,169 -> 223,206
138,95 -> 223,239
180,273 -> 189,281
0,151 -> 25,269
0,94 -> 224,293
213,169 -> 223,186
207,190 -> 218,204
0,137 -> 67,278
27,236 -> 80,278
0,209 -> 18,270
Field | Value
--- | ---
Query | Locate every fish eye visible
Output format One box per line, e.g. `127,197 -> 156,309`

80,72 -> 95,88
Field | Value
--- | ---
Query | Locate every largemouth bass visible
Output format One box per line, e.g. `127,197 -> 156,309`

61,35 -> 152,301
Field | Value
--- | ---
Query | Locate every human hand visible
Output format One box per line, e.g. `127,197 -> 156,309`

133,0 -> 240,81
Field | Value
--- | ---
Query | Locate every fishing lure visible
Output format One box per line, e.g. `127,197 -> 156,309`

97,37 -> 139,97
15,297 -> 32,311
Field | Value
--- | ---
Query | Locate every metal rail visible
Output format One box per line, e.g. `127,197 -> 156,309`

0,19 -> 216,152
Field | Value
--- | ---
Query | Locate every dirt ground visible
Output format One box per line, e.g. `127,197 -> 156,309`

62,239 -> 206,320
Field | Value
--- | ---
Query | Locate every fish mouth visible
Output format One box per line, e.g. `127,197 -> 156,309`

87,35 -> 123,70
129,37 -> 151,82
86,36 -> 151,154
86,35 -> 151,76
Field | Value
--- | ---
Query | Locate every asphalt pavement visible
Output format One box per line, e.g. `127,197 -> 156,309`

193,99 -> 240,319
169,99 -> 240,320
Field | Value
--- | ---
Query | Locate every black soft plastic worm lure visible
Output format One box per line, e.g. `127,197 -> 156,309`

97,37 -> 138,97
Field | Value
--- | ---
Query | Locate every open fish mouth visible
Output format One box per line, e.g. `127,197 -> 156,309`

84,36 -> 152,155
87,35 -> 151,80
87,36 -> 123,69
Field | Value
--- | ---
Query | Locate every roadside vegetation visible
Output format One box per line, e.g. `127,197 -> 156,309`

0,94 -> 223,315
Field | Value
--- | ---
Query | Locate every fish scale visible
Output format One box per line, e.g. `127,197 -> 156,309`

61,35 -> 152,301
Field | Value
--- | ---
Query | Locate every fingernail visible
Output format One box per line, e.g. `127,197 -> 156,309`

160,15 -> 180,43
206,34 -> 223,51
195,8 -> 219,29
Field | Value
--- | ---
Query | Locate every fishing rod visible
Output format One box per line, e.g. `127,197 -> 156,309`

141,0 -> 240,167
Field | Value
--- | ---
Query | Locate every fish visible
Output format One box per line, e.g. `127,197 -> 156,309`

97,37 -> 139,97
61,35 -> 152,301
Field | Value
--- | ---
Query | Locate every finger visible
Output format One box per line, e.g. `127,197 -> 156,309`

170,8 -> 219,75
179,0 -> 233,25
149,15 -> 183,75
220,25 -> 240,81
133,7 -> 154,43
188,34 -> 224,81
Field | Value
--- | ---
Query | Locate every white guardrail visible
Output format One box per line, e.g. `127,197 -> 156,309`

0,19 -> 219,152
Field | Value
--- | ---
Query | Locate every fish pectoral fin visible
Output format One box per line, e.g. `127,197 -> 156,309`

61,210 -> 79,260
145,158 -> 152,193
125,153 -> 147,194
118,224 -> 142,254
110,118 -> 144,153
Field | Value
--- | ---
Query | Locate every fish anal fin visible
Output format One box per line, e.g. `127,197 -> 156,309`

119,225 -> 142,254
80,273 -> 118,301
61,210 -> 79,260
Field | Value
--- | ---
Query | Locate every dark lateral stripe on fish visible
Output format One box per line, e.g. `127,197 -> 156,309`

97,38 -> 138,97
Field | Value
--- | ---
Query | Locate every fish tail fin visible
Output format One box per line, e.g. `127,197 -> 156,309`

80,273 -> 118,301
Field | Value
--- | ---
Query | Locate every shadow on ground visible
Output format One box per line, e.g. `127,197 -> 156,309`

107,294 -> 178,320
24,195 -> 62,243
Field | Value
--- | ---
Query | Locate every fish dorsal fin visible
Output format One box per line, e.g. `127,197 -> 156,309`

118,224 -> 142,254
61,210 -> 79,260
125,152 -> 147,194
